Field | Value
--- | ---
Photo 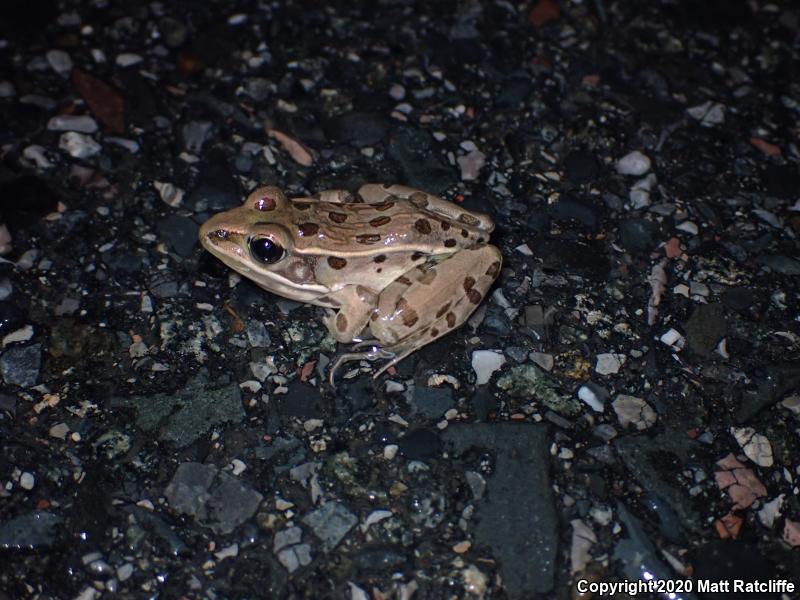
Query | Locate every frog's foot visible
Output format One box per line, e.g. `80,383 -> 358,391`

328,346 -> 395,386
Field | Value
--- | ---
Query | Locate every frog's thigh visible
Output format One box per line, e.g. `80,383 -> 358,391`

371,246 -> 502,347
320,285 -> 377,343
358,184 -> 493,231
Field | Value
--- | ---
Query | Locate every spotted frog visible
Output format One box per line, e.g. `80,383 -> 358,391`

199,184 -> 502,382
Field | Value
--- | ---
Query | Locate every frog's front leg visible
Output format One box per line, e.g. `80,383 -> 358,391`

319,285 -> 377,343
368,245 -> 502,376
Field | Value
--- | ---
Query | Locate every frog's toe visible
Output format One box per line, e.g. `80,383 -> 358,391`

328,346 -> 395,386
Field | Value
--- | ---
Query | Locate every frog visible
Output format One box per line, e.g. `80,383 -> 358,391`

199,183 -> 502,383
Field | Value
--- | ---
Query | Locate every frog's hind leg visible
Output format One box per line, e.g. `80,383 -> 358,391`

367,244 -> 503,379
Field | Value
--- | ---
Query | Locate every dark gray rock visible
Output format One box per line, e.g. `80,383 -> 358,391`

0,511 -> 63,550
387,126 -> 457,194
683,303 -> 726,357
0,343 -> 41,387
186,163 -> 241,212
112,375 -> 245,448
164,462 -> 263,535
182,120 -> 213,153
618,218 -> 658,254
301,502 -> 357,551
324,111 -> 391,147
398,428 -> 441,460
443,423 -> 556,598
148,271 -> 179,299
156,214 -> 199,258
614,431 -> 702,532
758,254 -> 800,275
0,301 -> 24,335
563,150 -> 600,183
615,503 -> 699,600
412,385 -> 454,419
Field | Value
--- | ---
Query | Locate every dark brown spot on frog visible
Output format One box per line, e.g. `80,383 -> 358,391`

477,237 -> 484,244
415,219 -> 432,235
376,268 -> 382,273
396,298 -> 419,327
486,261 -> 501,277
397,276 -> 412,286
329,211 -> 348,223
256,196 -> 276,211
373,201 -> 395,211
294,201 -> 311,210
298,222 -> 319,237
436,302 -> 451,318
382,183 -> 392,189
430,327 -> 439,337
336,313 -> 348,332
446,312 -> 456,327
467,289 -> 482,304
461,229 -> 469,238
371,312 -> 379,321
444,239 -> 457,247
464,276 -> 476,292
441,221 -> 451,231
370,216 -> 392,227
373,254 -> 387,263
328,256 -> 347,269
356,233 -> 381,244
411,251 -> 425,261
418,269 -> 437,285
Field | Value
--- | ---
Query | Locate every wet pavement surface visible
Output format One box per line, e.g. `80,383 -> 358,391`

1,0 -> 799,598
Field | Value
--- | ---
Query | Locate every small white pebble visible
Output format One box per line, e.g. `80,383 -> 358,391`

49,422 -> 70,440
578,385 -> 605,412
676,221 -> 699,235
23,145 -> 54,169
59,132 -> 101,158
595,353 -> 625,375
659,328 -> 685,350
230,459 -> 246,475
46,49 -> 73,76
239,380 -> 262,393
3,325 -> 34,347
616,150 -> 651,176
731,426 -> 773,467
388,84 -> 405,100
19,472 -> 35,490
214,543 -> 239,560
384,380 -> 404,393
48,114 -> 98,133
529,352 -> 554,371
673,283 -> 690,298
115,53 -> 143,67
471,350 -> 506,385
383,444 -> 399,460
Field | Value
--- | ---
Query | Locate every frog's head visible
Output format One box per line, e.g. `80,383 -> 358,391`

199,186 -> 327,300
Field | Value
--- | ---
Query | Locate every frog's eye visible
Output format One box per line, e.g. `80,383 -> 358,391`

249,237 -> 284,264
